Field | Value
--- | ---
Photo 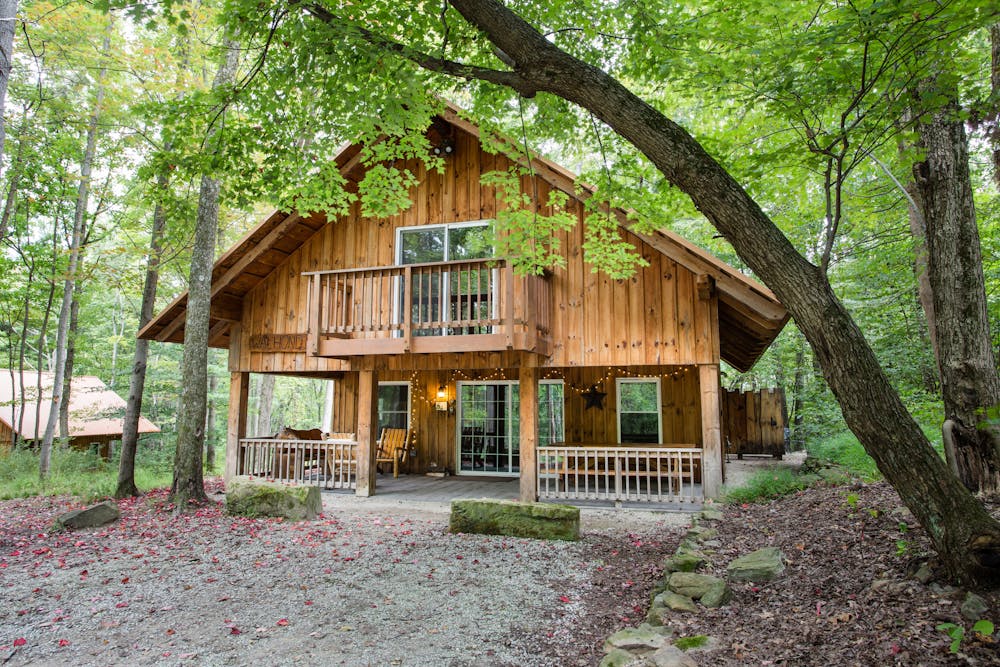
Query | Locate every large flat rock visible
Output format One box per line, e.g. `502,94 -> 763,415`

58,501 -> 120,529
449,499 -> 579,541
226,476 -> 322,521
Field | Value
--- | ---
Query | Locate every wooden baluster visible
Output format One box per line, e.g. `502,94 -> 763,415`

505,265 -> 514,348
403,266 -> 412,352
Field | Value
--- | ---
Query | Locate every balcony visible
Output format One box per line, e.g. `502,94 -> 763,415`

304,258 -> 551,357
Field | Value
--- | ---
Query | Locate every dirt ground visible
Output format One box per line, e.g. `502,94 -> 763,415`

2,462 -> 998,666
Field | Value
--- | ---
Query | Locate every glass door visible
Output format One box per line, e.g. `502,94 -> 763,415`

456,381 -> 520,475
396,222 -> 493,336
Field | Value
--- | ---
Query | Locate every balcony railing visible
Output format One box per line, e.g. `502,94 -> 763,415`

304,258 -> 551,357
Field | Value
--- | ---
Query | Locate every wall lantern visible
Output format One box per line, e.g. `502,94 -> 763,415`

434,385 -> 451,412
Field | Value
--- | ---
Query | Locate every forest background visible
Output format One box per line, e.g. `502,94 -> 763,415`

0,0 -> 996,498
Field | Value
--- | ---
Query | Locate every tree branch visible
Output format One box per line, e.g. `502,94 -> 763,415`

302,2 -> 538,97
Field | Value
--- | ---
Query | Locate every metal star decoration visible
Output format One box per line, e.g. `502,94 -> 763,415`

581,386 -> 606,410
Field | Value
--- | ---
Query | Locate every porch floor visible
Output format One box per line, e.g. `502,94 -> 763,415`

323,473 -> 702,512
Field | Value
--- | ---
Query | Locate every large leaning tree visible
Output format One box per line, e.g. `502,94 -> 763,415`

203,0 -> 1000,583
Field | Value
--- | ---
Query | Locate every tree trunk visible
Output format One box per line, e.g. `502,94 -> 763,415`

789,333 -> 806,450
391,0 -> 1000,584
991,24 -> 999,189
0,0 -> 18,184
911,85 -> 1000,496
205,372 -> 217,470
0,119 -> 27,243
115,183 -> 166,498
58,282 -> 82,439
256,373 -> 275,436
170,39 -> 240,510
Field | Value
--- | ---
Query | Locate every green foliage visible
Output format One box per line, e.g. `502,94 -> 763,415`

0,447 -> 173,501
936,620 -> 996,654
482,167 -> 576,275
809,432 -> 882,481
722,468 -> 812,505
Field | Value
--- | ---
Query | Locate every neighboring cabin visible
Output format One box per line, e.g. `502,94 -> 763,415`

0,371 -> 160,458
140,106 -> 788,504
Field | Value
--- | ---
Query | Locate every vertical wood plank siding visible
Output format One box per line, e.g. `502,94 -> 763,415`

234,124 -> 718,373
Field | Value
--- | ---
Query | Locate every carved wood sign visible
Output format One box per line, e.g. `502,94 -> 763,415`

247,333 -> 308,352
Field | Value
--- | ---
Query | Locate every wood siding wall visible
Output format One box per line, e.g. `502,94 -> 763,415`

327,366 -> 702,475
234,124 -> 719,374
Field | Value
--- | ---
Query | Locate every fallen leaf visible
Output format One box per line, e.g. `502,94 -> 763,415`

276,618 -> 289,626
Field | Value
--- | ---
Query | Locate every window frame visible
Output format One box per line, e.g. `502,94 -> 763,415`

615,377 -> 663,444
377,381 -> 411,433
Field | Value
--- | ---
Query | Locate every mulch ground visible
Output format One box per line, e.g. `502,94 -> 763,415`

669,482 -> 1000,666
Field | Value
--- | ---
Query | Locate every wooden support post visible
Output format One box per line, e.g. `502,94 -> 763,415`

225,371 -> 249,483
355,369 -> 379,497
699,363 -> 723,498
519,364 -> 539,503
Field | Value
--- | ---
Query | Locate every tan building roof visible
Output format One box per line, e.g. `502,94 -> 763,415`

0,371 -> 160,441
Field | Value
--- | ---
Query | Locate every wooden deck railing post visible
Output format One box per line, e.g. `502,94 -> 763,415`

402,265 -> 412,351
307,274 -> 321,355
355,369 -> 378,497
225,371 -> 249,482
700,363 -> 723,498
504,266 -> 515,348
519,364 -> 539,502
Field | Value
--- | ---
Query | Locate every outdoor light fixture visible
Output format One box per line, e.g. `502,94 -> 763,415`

434,385 -> 450,412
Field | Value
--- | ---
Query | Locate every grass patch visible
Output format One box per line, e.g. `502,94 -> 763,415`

807,431 -> 881,481
722,468 -> 812,505
0,446 -> 182,501
674,635 -> 710,650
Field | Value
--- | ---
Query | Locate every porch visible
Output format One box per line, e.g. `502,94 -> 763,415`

233,436 -> 705,506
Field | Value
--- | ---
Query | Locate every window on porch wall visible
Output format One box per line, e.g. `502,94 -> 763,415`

616,378 -> 663,444
377,382 -> 410,433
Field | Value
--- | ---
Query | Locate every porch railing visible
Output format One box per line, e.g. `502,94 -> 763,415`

537,446 -> 703,504
237,438 -> 357,490
303,258 -> 550,356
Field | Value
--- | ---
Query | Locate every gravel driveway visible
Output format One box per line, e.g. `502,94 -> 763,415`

0,481 -> 688,666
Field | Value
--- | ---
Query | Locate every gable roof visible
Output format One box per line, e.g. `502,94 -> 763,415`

139,105 -> 789,371
0,371 -> 160,441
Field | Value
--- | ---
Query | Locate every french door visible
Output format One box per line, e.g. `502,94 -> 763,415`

456,381 -> 520,475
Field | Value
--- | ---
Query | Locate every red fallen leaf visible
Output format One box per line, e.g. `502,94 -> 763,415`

58,639 -> 70,647
559,595 -> 571,603
13,638 -> 26,647
79,570 -> 88,579
115,602 -> 129,608
304,600 -> 313,606
891,644 -> 901,655
229,627 -> 242,635
276,619 -> 289,626
166,629 -> 176,636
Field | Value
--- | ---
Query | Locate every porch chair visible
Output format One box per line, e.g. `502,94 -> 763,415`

376,428 -> 410,478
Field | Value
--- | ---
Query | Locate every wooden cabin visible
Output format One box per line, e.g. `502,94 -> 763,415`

0,371 -> 160,458
139,107 -> 788,504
